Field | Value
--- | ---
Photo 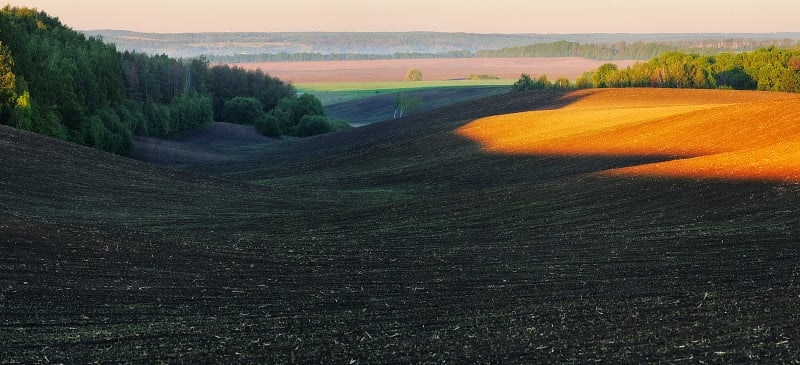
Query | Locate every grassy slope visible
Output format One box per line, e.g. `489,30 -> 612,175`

323,86 -> 511,126
298,80 -> 513,126
3,89 -> 800,363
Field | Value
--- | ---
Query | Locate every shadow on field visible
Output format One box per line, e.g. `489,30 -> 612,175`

186,89 -> 681,193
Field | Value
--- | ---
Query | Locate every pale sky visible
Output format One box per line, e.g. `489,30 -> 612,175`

6,0 -> 800,34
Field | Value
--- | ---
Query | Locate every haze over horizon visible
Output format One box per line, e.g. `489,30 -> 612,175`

7,0 -> 800,34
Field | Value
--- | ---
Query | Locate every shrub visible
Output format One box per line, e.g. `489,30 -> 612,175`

254,113 -> 282,137
511,73 -> 550,91
554,77 -> 572,89
329,119 -> 353,132
511,74 -> 534,91
297,115 -> 331,137
406,69 -> 423,82
222,97 -> 263,124
468,74 -> 499,80
269,93 -> 326,136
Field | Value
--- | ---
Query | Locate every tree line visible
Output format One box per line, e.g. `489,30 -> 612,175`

0,6 -> 338,156
573,47 -> 800,92
206,39 -> 800,64
509,47 -> 800,93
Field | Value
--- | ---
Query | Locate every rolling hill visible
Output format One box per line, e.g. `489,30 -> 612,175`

3,89 -> 800,363
457,88 -> 800,181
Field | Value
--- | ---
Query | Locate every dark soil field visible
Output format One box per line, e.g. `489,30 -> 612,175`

132,122 -> 278,166
3,89 -> 800,363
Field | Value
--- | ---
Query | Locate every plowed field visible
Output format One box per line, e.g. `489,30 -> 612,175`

457,88 -> 800,181
3,89 -> 800,363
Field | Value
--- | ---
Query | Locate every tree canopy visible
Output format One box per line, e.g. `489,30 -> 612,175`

405,69 -> 423,82
0,6 -> 299,155
511,74 -> 551,91
576,47 -> 800,93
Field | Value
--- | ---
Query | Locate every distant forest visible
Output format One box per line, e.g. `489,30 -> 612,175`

208,39 -> 800,63
0,6 -> 313,155
86,29 -> 800,60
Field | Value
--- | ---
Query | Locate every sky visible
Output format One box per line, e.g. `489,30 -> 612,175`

7,0 -> 800,34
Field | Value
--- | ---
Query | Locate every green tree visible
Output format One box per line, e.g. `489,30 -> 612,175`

553,77 -> 571,89
591,63 -> 619,88
511,74 -> 535,91
254,113 -> 281,137
297,114 -> 331,137
206,64 -> 294,121
392,92 -> 424,118
714,66 -> 756,90
0,41 -> 17,120
535,74 -> 551,89
788,55 -> 800,72
575,72 -> 593,89
268,93 -> 327,136
222,96 -> 263,124
297,93 -> 324,118
511,73 -> 550,90
405,68 -> 423,81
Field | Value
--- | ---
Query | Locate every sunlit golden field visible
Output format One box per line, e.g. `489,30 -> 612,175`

456,88 -> 800,181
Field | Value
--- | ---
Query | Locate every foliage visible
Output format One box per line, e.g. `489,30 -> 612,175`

591,63 -> 619,88
393,92 -> 424,118
579,47 -> 800,92
265,93 -> 333,137
329,119 -> 353,132
511,74 -> 534,91
222,97 -> 263,124
714,66 -> 756,90
405,68 -> 423,82
167,92 -> 213,138
511,74 -> 552,91
0,41 -> 15,108
297,114 -> 332,137
254,113 -> 281,137
0,6 -> 303,155
553,77 -> 571,89
468,74 -> 499,80
206,64 -> 294,121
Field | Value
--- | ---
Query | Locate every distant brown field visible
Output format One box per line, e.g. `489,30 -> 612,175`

230,58 -> 638,83
456,88 -> 800,182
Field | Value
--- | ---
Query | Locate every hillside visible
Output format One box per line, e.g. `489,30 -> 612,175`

458,89 -> 800,181
132,121 -> 278,165
0,6 -> 295,155
4,89 -> 800,362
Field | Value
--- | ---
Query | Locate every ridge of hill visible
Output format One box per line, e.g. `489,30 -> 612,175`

4,89 -> 800,362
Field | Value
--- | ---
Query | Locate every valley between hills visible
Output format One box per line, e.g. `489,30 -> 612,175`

3,88 -> 800,362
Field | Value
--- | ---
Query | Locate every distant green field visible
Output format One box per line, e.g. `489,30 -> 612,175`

297,79 -> 514,105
